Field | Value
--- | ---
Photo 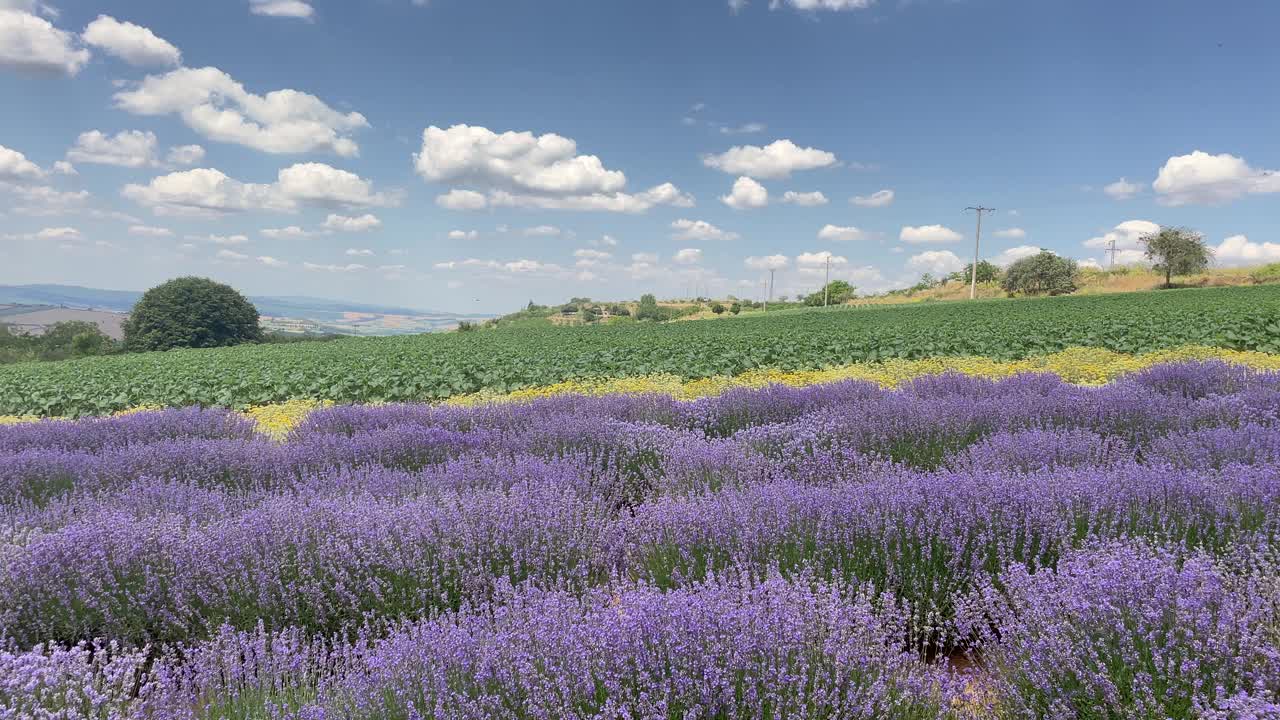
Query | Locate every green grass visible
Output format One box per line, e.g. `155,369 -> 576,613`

2,284 -> 1279,417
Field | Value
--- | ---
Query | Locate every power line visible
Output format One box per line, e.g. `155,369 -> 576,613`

964,206 -> 996,300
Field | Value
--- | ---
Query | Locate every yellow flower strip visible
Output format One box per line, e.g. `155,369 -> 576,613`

3,346 -> 1279,437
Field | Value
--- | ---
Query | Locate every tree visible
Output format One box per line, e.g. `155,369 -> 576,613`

41,321 -> 110,357
635,293 -> 662,321
1001,251 -> 1078,296
949,261 -> 1001,285
804,280 -> 856,306
711,302 -> 726,315
1142,226 -> 1212,287
124,277 -> 262,352
729,302 -> 742,315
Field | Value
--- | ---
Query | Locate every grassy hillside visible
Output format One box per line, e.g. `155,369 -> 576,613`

3,283 -> 1278,417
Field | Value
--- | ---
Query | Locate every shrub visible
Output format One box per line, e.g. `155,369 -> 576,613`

1002,251 -> 1078,296
711,303 -> 726,315
123,277 -> 263,352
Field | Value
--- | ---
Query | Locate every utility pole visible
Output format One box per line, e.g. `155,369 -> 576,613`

964,206 -> 996,300
1107,236 -> 1117,270
766,268 -> 775,311
824,255 -> 831,307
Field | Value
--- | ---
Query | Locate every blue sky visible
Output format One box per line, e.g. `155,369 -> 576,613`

1,0 -> 1277,313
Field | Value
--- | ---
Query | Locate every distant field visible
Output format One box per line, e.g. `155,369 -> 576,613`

2,284 -> 1278,417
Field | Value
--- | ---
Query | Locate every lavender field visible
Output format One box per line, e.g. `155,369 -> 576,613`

3,362 -> 1280,719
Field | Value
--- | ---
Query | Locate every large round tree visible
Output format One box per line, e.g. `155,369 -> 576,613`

124,277 -> 263,352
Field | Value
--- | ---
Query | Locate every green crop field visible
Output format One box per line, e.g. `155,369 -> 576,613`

3,284 -> 1279,417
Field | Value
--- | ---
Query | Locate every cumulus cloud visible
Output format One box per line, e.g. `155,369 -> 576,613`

907,250 -> 964,275
257,255 -> 287,267
796,250 -> 847,268
128,224 -> 172,237
52,160 -> 76,175
1153,151 -> 1280,206
1103,177 -> 1141,200
592,234 -> 619,247
114,66 -> 367,156
574,248 -> 612,263
436,188 -> 488,211
702,139 -> 838,179
3,185 -> 91,215
745,254 -> 789,270
851,189 -> 894,208
1213,235 -> 1280,267
216,248 -> 248,261
249,0 -> 315,19
0,143 -> 45,182
721,176 -> 769,209
990,245 -> 1041,268
434,257 -> 566,277
448,230 -> 478,240
900,224 -> 963,244
770,0 -> 874,10
66,130 -> 158,168
166,144 -> 205,165
123,164 -> 395,216
1083,220 -> 1160,253
673,248 -> 703,265
523,225 -> 562,237
817,224 -> 866,242
81,15 -> 180,67
304,262 -> 367,272
0,9 -> 90,75
345,248 -> 373,257
993,227 -> 1027,239
261,225 -> 315,239
414,124 -> 692,213
781,190 -> 828,206
672,218 -> 739,241
322,213 -> 382,232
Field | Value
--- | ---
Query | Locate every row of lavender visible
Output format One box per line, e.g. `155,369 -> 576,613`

3,362 -> 1280,717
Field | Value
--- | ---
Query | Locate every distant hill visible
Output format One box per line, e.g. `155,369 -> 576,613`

0,284 -> 490,337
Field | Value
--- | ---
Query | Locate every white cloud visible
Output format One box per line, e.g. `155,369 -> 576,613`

51,160 -> 76,175
249,0 -> 315,19
745,254 -> 788,270
574,248 -> 612,262
993,227 -> 1027,239
0,9 -> 90,75
81,15 -> 180,67
770,0 -> 873,10
728,0 -> 749,12
781,190 -> 828,206
66,130 -> 158,168
1083,220 -> 1160,253
257,255 -> 287,267
322,213 -> 381,232
448,229 -> 478,240
345,248 -> 373,257
192,233 -> 249,245
851,189 -> 894,208
1213,234 -> 1280,267
673,248 -> 703,265
702,139 -> 838,179
216,248 -> 248,261
434,257 -> 566,277
2,226 -> 81,241
414,124 -> 693,214
721,176 -> 768,209
632,252 -> 659,264
672,218 -> 740,242
1103,177 -> 1141,201
128,224 -> 172,237
816,224 -> 866,242
114,66 -> 367,157
123,164 -> 393,216
796,250 -> 847,268
166,144 -> 205,165
0,143 -> 45,182
907,250 -> 964,275
1152,151 -> 1280,206
719,122 -> 766,135
3,185 -> 91,215
592,234 -> 619,247
261,225 -> 315,239
900,224 -> 963,244
524,225 -> 562,237
990,245 -> 1041,268
435,188 -> 488,211
304,261 -> 367,272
